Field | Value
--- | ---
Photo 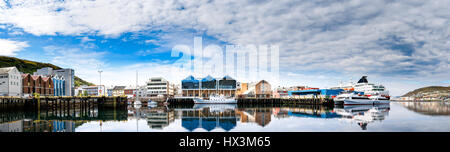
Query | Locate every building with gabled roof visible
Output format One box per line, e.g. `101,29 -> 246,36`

0,67 -> 22,96
181,75 -> 237,97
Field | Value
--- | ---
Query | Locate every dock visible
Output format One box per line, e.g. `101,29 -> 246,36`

166,97 -> 334,106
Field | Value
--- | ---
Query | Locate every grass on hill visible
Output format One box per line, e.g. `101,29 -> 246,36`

0,56 -> 94,87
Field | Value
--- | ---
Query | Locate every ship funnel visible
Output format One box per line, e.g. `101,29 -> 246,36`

357,76 -> 368,83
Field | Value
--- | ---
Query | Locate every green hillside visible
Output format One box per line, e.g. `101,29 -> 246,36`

0,56 -> 94,87
403,86 -> 450,97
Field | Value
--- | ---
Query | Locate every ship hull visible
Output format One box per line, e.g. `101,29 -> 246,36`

193,98 -> 237,104
343,99 -> 390,105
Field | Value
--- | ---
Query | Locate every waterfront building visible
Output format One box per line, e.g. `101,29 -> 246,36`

0,67 -> 22,96
288,89 -> 344,98
30,75 -> 42,95
106,87 -> 113,96
21,74 -> 54,97
75,86 -> 83,96
181,75 -> 237,97
76,85 -> 106,96
111,86 -> 126,96
237,80 -> 272,98
273,87 -> 290,98
236,82 -> 248,95
52,75 -> 65,96
124,86 -> 136,98
21,74 -> 33,97
34,67 -> 74,96
255,80 -> 272,98
135,85 -> 147,98
53,69 -> 74,96
146,77 -> 176,97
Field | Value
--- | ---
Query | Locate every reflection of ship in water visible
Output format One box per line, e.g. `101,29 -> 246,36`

174,104 -> 237,131
399,102 -> 450,116
193,104 -> 237,112
334,104 -> 390,130
235,108 -> 272,127
271,105 -> 338,119
146,107 -> 175,129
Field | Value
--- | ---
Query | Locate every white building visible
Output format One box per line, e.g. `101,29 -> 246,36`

135,85 -> 148,98
75,85 -> 106,96
0,67 -> 22,96
146,77 -> 175,97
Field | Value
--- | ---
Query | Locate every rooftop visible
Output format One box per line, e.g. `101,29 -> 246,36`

0,67 -> 16,74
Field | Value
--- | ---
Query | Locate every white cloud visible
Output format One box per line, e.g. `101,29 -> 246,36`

1,0 -> 449,95
80,36 -> 94,43
43,46 -> 106,82
0,39 -> 28,56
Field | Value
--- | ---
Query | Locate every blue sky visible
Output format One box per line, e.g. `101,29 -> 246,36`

0,0 -> 449,96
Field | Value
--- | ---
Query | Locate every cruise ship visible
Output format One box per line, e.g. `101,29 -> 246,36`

334,76 -> 390,98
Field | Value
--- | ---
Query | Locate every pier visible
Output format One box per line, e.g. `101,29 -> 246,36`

166,97 -> 334,106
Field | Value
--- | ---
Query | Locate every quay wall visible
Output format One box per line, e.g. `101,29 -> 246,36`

167,97 -> 334,106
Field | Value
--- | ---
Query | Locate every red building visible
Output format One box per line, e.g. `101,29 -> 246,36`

22,74 -> 54,97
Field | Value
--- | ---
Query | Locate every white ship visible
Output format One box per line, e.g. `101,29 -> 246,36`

354,76 -> 389,97
334,93 -> 390,105
334,76 -> 390,98
193,95 -> 237,104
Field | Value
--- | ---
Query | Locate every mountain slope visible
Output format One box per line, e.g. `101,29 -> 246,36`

402,86 -> 449,97
0,56 -> 94,87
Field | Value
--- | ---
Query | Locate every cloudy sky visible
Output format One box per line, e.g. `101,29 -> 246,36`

0,0 -> 449,96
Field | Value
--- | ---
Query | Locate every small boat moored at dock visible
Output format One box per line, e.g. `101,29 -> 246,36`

193,95 -> 237,104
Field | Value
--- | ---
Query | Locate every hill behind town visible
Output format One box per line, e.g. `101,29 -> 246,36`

0,56 -> 93,87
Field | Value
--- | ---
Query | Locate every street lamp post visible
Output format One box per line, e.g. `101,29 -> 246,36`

98,70 -> 103,95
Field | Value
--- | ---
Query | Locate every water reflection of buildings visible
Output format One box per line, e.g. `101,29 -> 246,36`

335,105 -> 390,130
0,119 -> 77,132
0,106 -> 128,132
235,108 -> 272,127
399,102 -> 450,115
175,105 -> 237,132
147,107 -> 175,129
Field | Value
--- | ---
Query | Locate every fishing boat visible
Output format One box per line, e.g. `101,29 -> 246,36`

193,95 -> 237,104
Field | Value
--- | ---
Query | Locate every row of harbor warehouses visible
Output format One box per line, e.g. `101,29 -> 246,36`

0,66 -> 75,97
1,65 -> 388,100
90,75 -> 387,99
101,75 -> 378,100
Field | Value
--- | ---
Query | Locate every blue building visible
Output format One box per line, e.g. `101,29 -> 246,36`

288,89 -> 346,98
53,75 -> 66,96
181,75 -> 237,97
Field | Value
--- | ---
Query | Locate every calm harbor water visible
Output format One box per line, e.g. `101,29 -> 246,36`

1,102 -> 449,132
